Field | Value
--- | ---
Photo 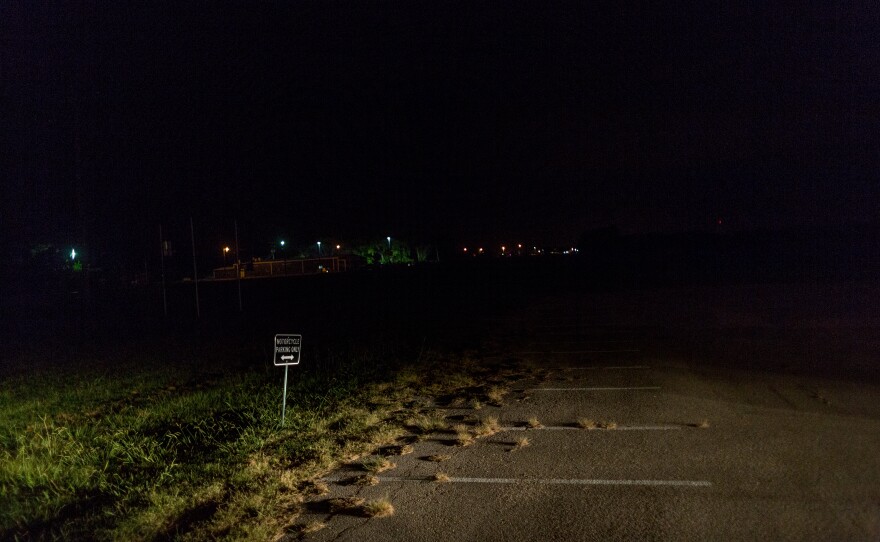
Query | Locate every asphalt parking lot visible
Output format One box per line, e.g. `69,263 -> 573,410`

291,290 -> 880,541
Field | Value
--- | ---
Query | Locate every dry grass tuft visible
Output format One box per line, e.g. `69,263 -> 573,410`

298,520 -> 327,535
302,480 -> 330,496
452,425 -> 474,447
474,416 -> 501,437
328,496 -> 365,513
383,444 -> 414,456
597,421 -> 617,430
576,418 -> 597,429
469,398 -> 483,410
511,436 -> 530,450
526,416 -> 542,429
359,497 -> 395,518
408,412 -> 448,434
424,454 -> 451,462
354,474 -> 380,486
697,419 -> 710,429
360,456 -> 396,473
486,385 -> 509,405
432,472 -> 451,483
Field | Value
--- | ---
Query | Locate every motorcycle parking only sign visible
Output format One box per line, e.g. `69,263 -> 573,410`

274,334 -> 301,366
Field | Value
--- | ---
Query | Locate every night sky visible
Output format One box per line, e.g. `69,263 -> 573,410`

3,2 -> 879,265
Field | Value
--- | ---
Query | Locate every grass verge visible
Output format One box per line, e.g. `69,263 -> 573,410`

1,343 -> 524,540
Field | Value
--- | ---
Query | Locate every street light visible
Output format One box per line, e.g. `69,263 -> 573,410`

70,248 -> 76,261
223,246 -> 230,266
317,241 -> 322,256
386,236 -> 391,249
335,244 -> 341,250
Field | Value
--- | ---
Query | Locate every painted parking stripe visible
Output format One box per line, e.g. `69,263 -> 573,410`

532,386 -> 661,391
516,349 -> 642,354
346,476 -> 711,487
500,425 -> 680,431
567,365 -> 650,370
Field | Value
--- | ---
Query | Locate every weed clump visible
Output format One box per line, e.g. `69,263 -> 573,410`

407,412 -> 448,434
526,416 -> 542,428
353,474 -> 379,486
360,456 -> 396,473
486,386 -> 509,406
452,424 -> 474,447
359,497 -> 395,518
297,520 -> 327,534
424,454 -> 451,462
511,437 -> 530,451
432,472 -> 451,483
577,418 -> 597,429
474,416 -> 501,437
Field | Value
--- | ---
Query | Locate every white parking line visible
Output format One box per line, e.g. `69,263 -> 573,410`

500,425 -> 680,431
532,386 -> 661,391
567,365 -> 650,370
349,476 -> 711,487
516,349 -> 642,354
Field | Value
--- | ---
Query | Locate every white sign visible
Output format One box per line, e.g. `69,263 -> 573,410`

274,334 -> 302,366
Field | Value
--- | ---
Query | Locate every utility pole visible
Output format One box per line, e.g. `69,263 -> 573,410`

190,217 -> 200,318
159,224 -> 167,317
235,219 -> 242,312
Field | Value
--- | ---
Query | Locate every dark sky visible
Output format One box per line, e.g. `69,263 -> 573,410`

3,1 -> 879,263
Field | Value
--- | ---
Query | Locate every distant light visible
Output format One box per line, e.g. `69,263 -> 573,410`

336,244 -> 341,250
224,246 -> 230,253
479,247 -> 484,253
517,244 -> 522,249
463,247 -> 468,252
70,248 -> 76,261
501,246 -> 506,252
280,240 -> 285,246
717,218 -> 723,225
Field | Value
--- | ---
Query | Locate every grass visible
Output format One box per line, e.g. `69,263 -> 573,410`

511,437 -> 530,450
452,425 -> 474,447
485,385 -> 509,405
1,340 -> 514,541
576,418 -> 597,429
697,419 -> 710,429
526,416 -> 542,428
407,412 -> 449,434
359,497 -> 395,518
597,421 -> 617,430
298,520 -> 327,534
352,474 -> 379,486
431,472 -> 450,483
359,456 -> 396,474
473,416 -> 501,437
423,454 -> 451,462
382,444 -> 413,456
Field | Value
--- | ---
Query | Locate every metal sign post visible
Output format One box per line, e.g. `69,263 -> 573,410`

274,334 -> 302,426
